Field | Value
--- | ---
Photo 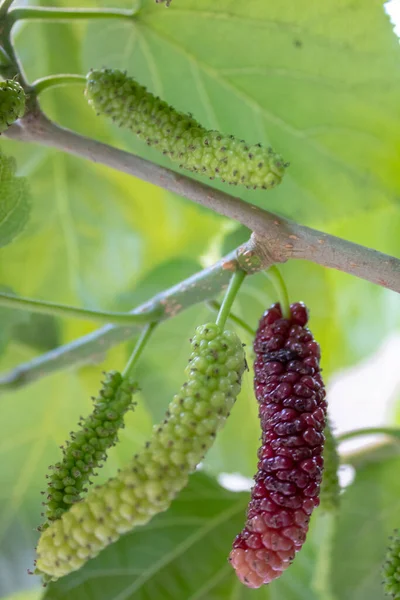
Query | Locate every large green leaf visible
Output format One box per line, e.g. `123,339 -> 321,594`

0,1 -> 399,598
0,288 -> 30,357
82,0 -> 400,223
43,473 -> 320,600
331,453 -> 400,600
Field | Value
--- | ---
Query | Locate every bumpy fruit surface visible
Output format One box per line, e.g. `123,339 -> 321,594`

42,371 -> 137,528
383,530 -> 400,598
35,324 -> 246,581
320,417 -> 340,514
0,80 -> 25,133
229,302 -> 327,588
85,68 -> 287,190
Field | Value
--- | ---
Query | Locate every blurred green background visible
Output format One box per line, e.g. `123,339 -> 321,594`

0,0 -> 400,598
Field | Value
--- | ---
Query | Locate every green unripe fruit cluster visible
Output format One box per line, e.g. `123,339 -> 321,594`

0,80 -> 26,133
85,68 -> 287,190
383,530 -> 400,599
42,371 -> 137,528
35,324 -> 246,581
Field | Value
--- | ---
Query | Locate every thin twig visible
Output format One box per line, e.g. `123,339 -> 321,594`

7,6 -> 136,25
338,427 -> 400,443
0,250 -> 242,392
0,292 -> 162,325
5,112 -> 400,293
32,74 -> 86,96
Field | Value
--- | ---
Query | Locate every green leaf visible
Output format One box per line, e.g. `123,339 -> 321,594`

0,590 -> 42,600
116,257 -> 203,310
0,151 -> 30,248
43,473 -> 320,600
83,0 -> 400,223
331,453 -> 400,600
0,287 -> 30,357
12,314 -> 60,353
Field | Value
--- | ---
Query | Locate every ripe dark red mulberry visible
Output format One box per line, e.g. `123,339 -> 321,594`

229,302 -> 327,588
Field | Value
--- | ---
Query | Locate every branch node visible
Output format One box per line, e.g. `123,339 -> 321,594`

237,232 -> 285,274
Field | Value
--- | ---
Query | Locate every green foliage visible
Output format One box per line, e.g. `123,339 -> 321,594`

86,68 -> 287,190
42,371 -> 137,527
0,0 -> 399,597
0,149 -> 30,248
0,287 -> 30,357
35,325 -> 246,581
0,80 -> 26,134
331,451 -> 400,600
320,417 -> 341,514
382,530 -> 400,599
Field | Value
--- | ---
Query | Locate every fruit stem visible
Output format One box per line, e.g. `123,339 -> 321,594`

32,74 -> 86,96
337,427 -> 400,443
0,291 -> 163,325
123,322 -> 157,379
0,0 -> 15,18
207,300 -> 255,336
215,269 -> 246,329
264,266 -> 290,319
7,6 -> 137,26
312,513 -> 338,600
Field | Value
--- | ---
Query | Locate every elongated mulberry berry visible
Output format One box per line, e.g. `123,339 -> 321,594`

229,302 -> 327,588
0,79 -> 26,133
35,324 -> 246,581
42,371 -> 137,528
383,530 -> 400,598
85,69 -> 287,190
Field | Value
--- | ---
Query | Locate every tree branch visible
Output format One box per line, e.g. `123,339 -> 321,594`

5,111 -> 400,294
0,250 -> 242,392
2,109 -> 400,392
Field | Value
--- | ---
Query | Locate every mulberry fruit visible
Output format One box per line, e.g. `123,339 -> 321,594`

35,324 -> 246,581
85,68 -> 287,190
320,417 -> 340,514
42,371 -> 137,528
229,302 -> 327,588
0,79 -> 26,133
383,530 -> 400,598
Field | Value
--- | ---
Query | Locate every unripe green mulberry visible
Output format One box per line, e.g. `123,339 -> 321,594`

0,79 -> 26,133
319,417 -> 341,514
85,69 -> 287,190
383,530 -> 400,598
41,371 -> 137,528
35,324 -> 246,581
